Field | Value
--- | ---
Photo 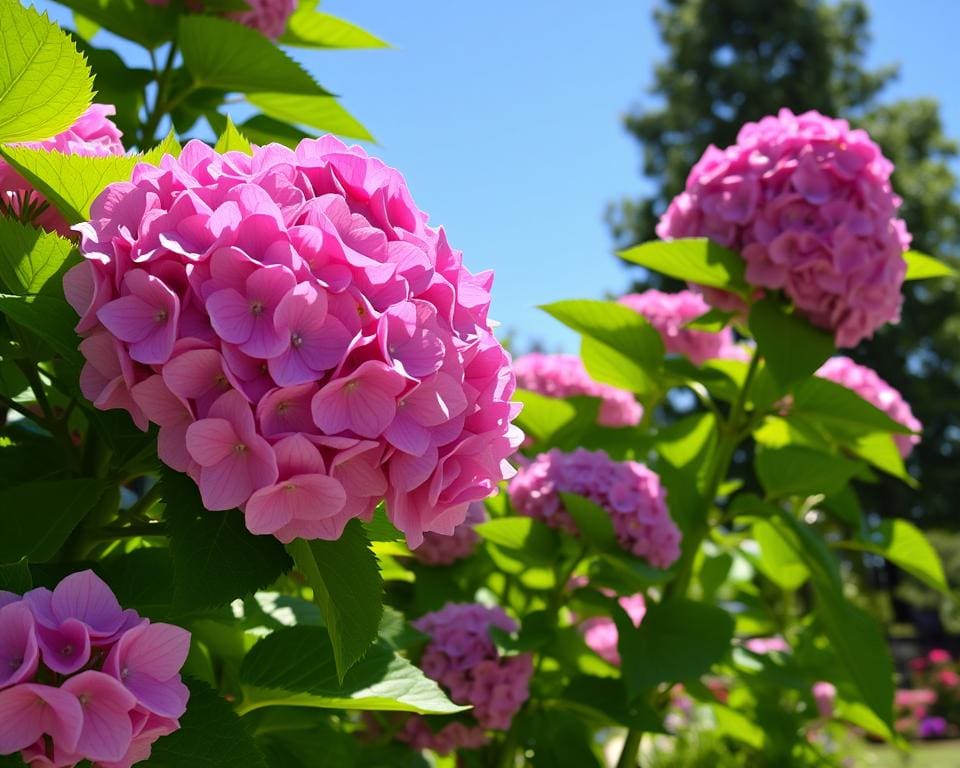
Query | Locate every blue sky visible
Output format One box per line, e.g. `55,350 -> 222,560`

35,0 -> 960,352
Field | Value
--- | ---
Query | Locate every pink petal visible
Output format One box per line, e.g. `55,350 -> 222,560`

0,602 -> 39,689
311,361 -> 405,438
383,411 -> 432,456
37,619 -> 91,675
97,295 -> 158,343
51,570 -> 123,636
131,375 -> 189,427
256,384 -> 318,437
0,684 -> 83,755
123,674 -> 188,720
206,288 -> 255,345
266,347 -> 316,387
61,671 -> 136,762
185,418 -> 239,467
112,622 -> 191,683
197,456 -> 255,510
163,348 -> 226,400
273,433 -> 324,476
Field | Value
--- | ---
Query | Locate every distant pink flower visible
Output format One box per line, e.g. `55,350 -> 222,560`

509,448 -> 681,568
816,356 -> 921,458
928,648 -> 951,665
73,137 -> 520,548
939,669 -> 960,688
399,718 -> 488,755
657,109 -> 909,348
513,353 -> 642,428
812,681 -> 837,718
413,500 -> 485,566
1,105 -> 124,235
744,636 -> 790,655
228,0 -> 296,39
580,592 -> 646,665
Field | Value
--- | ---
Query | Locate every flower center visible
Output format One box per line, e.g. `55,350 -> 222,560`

215,374 -> 228,389
250,300 -> 264,316
234,443 -> 248,454
61,645 -> 73,656
154,309 -> 167,323
121,666 -> 130,679
346,381 -> 360,393
283,483 -> 297,492
291,332 -> 304,348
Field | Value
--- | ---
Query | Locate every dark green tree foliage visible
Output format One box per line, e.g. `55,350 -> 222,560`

611,0 -> 960,525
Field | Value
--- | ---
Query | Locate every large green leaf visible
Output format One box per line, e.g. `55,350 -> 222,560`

0,0 -> 93,142
474,517 -> 559,565
0,292 -> 83,369
749,297 -> 834,390
839,519 -> 948,594
903,249 -> 955,280
561,493 -> 616,552
617,598 -> 733,698
752,519 -> 810,590
239,114 -> 310,149
0,479 -> 105,563
286,522 -> 383,681
179,16 -> 329,96
161,468 -> 292,611
239,627 -> 465,714
247,92 -> 373,141
755,445 -> 862,499
147,679 -> 268,768
279,2 -> 388,49
791,376 -> 914,437
618,238 -> 747,293
0,217 -> 78,295
513,390 -> 604,452
0,558 -> 32,593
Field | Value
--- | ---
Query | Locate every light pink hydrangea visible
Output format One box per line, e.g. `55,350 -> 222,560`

412,500 -> 485,566
228,0 -> 296,39
580,592 -> 646,666
812,681 -> 837,718
1,105 -> 124,235
398,719 -> 488,756
619,289 -> 745,365
409,604 -> 532,736
657,108 -> 910,348
512,353 -> 642,428
816,356 -> 921,458
0,571 -> 189,768
744,636 -> 790,655
67,137 -> 522,547
508,448 -> 681,569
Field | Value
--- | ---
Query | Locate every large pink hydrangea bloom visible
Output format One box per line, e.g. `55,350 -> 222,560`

619,289 -> 745,365
400,603 -> 532,754
512,353 -> 643,428
580,592 -> 646,666
1,105 -> 124,235
509,448 -> 681,569
657,108 -> 910,348
412,500 -> 485,566
67,137 -> 521,547
816,356 -> 921,457
0,571 -> 189,768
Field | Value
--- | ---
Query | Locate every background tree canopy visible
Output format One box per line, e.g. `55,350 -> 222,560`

609,0 -> 960,527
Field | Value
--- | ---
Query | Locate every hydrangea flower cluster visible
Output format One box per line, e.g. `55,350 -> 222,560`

67,137 -> 521,547
512,353 -> 642,428
816,356 -> 921,458
412,500 -> 485,566
657,108 -> 910,348
508,448 -> 681,569
0,571 -> 190,768
618,289 -> 744,365
812,681 -> 837,718
580,592 -> 646,665
400,603 -> 532,754
1,104 -> 124,235
143,0 -> 295,39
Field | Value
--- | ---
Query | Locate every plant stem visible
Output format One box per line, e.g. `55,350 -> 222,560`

615,727 -> 643,768
122,481 -> 163,523
140,42 -> 179,146
496,722 -> 520,768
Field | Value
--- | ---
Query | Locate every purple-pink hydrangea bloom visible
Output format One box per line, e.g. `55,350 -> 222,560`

0,571 -> 189,768
142,0 -> 294,39
400,603 -> 532,754
67,137 -> 522,548
816,356 -> 921,458
657,108 -> 910,348
1,105 -> 124,235
412,500 -> 485,566
580,592 -> 646,666
812,681 -> 837,719
508,448 -> 681,569
619,289 -> 745,365
512,353 -> 642,428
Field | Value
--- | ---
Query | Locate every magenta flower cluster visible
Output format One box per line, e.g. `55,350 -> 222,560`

618,289 -> 745,366
657,108 -> 910,348
66,137 -> 521,547
580,592 -> 646,666
412,500 -> 485,566
0,571 -> 189,768
401,603 -> 532,754
142,0 -> 295,39
509,448 -> 681,569
816,356 -> 921,457
1,105 -> 124,235
512,353 -> 643,428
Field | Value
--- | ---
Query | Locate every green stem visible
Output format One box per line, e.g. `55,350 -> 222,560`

140,42 -> 179,146
496,721 -> 520,768
88,522 -> 166,541
615,727 -> 643,768
122,482 -> 163,523
0,393 -> 42,424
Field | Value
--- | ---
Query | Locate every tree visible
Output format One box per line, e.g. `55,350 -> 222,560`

610,0 -> 960,526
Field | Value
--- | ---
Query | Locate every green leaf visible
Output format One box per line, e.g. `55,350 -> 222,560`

280,2 -> 388,49
791,376 -> 913,437
519,709 -> 604,768
0,558 -> 32,593
0,0 -> 93,142
749,297 -> 834,390
849,431 -> 916,487
239,114 -> 310,149
474,517 -> 559,565
561,676 -> 663,731
710,703 -> 766,749
618,238 -> 747,293
147,679 -> 268,768
903,250 -> 955,280
239,627 -> 465,714
214,115 -> 253,155
161,467 -> 292,611
0,292 -> 83,369
0,479 -> 105,563
752,519 -> 809,590
179,16 -> 330,96
143,130 -> 183,162
561,492 -> 616,551
0,218 -> 78,295
839,519 -> 948,594
53,0 -> 176,48
513,390 -> 610,452
685,307 -> 735,331
580,336 -> 657,395
286,522 -> 383,681
0,146 -> 140,224
755,445 -> 862,499
247,92 -> 373,141
617,598 -> 733,698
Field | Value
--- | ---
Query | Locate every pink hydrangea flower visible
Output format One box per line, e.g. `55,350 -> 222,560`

1,105 -> 124,235
812,681 -> 836,718
744,636 -> 790,655
618,290 -> 745,365
816,356 -> 921,458
69,137 -> 522,547
0,571 -> 189,768
508,448 -> 681,569
580,592 -> 646,666
657,108 -> 910,348
929,648 -> 952,665
513,353 -> 642,428
398,719 -> 488,756
407,603 -> 532,738
412,500 -> 485,566
228,0 -> 296,39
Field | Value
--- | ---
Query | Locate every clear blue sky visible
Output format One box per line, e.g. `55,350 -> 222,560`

34,0 -> 960,352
